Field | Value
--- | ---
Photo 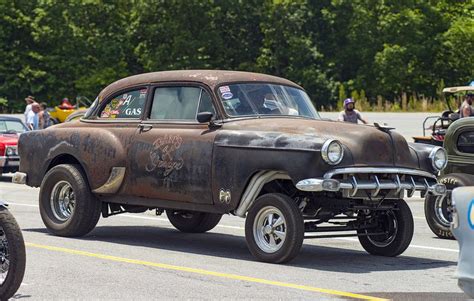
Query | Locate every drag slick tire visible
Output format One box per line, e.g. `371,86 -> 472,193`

166,210 -> 222,233
0,207 -> 26,300
358,199 -> 413,257
39,164 -> 101,237
425,173 -> 474,240
245,193 -> 304,264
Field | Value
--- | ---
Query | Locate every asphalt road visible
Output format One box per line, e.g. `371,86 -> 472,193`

0,176 -> 467,300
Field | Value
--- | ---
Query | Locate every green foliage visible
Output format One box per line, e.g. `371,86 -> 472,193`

0,0 -> 472,112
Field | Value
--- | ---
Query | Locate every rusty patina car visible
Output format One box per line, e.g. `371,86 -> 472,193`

13,70 -> 447,263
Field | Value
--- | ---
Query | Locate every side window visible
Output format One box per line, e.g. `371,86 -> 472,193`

198,90 -> 216,117
457,131 -> 474,153
150,87 -> 215,121
100,88 -> 147,119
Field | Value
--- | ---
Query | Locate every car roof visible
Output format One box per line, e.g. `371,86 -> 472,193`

0,116 -> 23,122
97,70 -> 303,102
443,86 -> 474,93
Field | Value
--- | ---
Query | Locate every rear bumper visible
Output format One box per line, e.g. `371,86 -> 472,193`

296,167 -> 446,199
12,172 -> 27,185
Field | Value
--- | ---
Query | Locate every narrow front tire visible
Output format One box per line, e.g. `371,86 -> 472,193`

245,193 -> 304,263
358,199 -> 414,257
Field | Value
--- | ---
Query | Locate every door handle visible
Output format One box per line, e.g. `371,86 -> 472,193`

139,124 -> 153,133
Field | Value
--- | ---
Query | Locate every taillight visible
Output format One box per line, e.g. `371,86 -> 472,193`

0,144 -> 4,156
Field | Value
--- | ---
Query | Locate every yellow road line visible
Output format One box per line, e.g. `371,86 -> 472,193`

26,242 -> 387,301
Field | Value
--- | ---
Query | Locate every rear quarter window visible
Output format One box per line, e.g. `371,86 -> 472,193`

100,88 -> 148,119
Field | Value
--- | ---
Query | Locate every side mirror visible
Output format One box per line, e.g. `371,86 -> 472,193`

197,112 -> 213,123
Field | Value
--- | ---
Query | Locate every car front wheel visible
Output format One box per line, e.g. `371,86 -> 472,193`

245,193 -> 304,263
39,164 -> 101,237
358,199 -> 413,257
166,210 -> 222,233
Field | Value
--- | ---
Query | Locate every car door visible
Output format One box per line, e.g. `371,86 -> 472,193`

89,86 -> 149,192
125,84 -> 218,204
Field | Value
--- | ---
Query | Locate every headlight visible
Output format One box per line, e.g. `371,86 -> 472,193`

321,139 -> 344,165
5,147 -> 15,156
429,147 -> 447,171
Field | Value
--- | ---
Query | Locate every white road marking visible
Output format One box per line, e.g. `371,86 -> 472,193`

7,202 -> 459,253
334,237 -> 459,253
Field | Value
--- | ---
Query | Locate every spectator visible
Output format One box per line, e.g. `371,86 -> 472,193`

460,93 -> 474,118
59,97 -> 75,110
338,98 -> 368,124
26,103 -> 41,130
24,96 -> 35,122
39,102 -> 51,129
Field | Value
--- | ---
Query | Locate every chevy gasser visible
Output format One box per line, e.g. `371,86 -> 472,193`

13,70 -> 447,263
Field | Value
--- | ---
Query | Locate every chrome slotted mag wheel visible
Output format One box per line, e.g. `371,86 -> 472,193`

253,206 -> 287,253
50,181 -> 76,222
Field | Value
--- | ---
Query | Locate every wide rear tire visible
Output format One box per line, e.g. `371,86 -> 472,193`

39,164 -> 101,237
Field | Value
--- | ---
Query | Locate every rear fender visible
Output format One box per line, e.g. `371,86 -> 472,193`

20,128 -> 127,190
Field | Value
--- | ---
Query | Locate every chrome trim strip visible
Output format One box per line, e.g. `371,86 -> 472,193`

324,167 -> 437,179
373,175 -> 381,197
395,175 -> 402,194
92,167 -> 126,194
235,171 -> 290,217
350,176 -> 358,197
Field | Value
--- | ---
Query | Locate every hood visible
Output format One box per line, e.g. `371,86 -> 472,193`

0,133 -> 19,145
220,117 -> 420,169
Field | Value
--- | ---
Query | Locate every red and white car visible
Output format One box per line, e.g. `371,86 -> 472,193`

0,116 -> 28,174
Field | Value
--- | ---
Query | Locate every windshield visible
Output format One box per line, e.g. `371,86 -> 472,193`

217,83 -> 320,119
0,120 -> 27,134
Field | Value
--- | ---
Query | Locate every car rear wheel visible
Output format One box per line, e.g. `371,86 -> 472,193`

358,199 -> 413,257
425,173 -> 474,239
166,210 -> 222,233
39,164 -> 101,237
245,193 -> 304,263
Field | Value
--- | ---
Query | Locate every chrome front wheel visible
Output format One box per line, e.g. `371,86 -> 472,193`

245,193 -> 304,263
253,207 -> 287,253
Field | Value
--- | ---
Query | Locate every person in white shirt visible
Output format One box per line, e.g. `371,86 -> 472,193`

26,102 -> 41,130
24,96 -> 35,122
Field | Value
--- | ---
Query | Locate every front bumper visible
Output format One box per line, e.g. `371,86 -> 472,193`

296,167 -> 446,199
